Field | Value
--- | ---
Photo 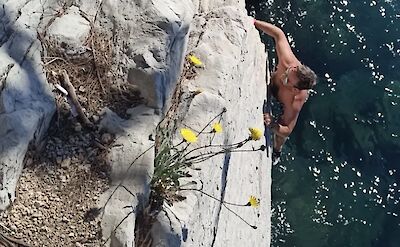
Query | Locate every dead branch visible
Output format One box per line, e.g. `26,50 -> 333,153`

61,70 -> 93,127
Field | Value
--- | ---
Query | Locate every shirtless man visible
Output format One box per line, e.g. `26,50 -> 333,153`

254,19 -> 317,164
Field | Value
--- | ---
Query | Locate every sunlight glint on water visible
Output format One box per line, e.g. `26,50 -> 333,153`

246,0 -> 400,246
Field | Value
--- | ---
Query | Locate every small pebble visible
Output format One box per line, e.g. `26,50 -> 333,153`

92,115 -> 99,122
74,123 -> 82,132
101,133 -> 113,144
61,158 -> 71,169
56,157 -> 63,165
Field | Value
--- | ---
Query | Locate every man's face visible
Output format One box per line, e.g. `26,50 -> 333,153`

283,67 -> 300,88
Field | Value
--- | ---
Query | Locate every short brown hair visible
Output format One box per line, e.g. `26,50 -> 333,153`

295,65 -> 317,90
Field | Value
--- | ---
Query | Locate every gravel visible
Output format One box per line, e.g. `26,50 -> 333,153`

0,117 -> 112,247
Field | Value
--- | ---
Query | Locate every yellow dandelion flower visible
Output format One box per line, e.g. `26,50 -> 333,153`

249,127 -> 263,141
248,195 -> 260,208
212,123 -> 223,133
188,54 -> 203,67
180,128 -> 198,143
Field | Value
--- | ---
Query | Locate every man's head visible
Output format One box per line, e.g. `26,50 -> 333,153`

294,65 -> 317,90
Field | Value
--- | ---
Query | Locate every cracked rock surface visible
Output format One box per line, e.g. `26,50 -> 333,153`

0,0 -> 272,246
0,0 -> 58,210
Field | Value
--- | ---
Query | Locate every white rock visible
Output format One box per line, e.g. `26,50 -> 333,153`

47,6 -> 91,52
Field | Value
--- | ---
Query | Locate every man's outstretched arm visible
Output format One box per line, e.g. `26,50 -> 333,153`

254,19 -> 297,64
254,20 -> 285,40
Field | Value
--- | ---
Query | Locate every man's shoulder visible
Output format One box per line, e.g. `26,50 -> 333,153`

292,91 -> 308,111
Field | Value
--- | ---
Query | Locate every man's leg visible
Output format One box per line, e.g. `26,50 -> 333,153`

274,134 -> 287,153
272,134 -> 287,165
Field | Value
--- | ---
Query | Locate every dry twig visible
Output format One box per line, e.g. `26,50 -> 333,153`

61,70 -> 93,127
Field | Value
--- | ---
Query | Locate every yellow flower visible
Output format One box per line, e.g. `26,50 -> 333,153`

212,123 -> 223,133
180,128 -> 198,143
188,54 -> 203,67
249,127 -> 263,141
248,195 -> 260,208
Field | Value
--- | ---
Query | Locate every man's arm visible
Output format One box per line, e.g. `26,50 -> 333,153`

254,19 -> 296,64
264,112 -> 293,138
254,20 -> 284,40
265,99 -> 303,138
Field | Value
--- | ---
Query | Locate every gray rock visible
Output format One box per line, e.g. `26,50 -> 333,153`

97,0 -> 271,246
99,105 -> 160,246
92,114 -> 100,122
0,0 -> 101,211
149,2 -> 271,247
61,158 -> 71,169
0,0 -> 272,246
98,0 -> 194,109
47,6 -> 91,53
74,123 -> 82,132
0,1 -> 56,210
101,133 -> 113,145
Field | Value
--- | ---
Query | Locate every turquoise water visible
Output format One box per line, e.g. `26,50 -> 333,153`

246,1 -> 400,246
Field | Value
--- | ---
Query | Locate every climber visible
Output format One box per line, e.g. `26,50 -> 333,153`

254,19 -> 317,165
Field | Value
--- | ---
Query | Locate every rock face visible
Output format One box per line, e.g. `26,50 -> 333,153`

151,4 -> 271,247
99,106 -> 161,246
98,0 -> 194,109
0,0 -> 103,211
96,0 -> 271,246
95,1 -> 195,245
0,0 -> 271,246
0,0 -> 56,210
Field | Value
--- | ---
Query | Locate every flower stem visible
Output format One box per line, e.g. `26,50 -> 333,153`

179,188 -> 247,206
179,188 -> 257,229
182,139 -> 248,159
195,108 -> 226,137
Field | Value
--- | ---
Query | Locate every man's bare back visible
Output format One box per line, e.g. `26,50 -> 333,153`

254,19 -> 317,163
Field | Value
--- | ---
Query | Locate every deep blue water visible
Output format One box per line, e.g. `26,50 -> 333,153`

246,1 -> 400,246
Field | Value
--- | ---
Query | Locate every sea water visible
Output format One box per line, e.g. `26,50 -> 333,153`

246,1 -> 400,246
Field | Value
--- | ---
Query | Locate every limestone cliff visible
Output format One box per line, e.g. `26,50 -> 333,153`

0,0 -> 271,246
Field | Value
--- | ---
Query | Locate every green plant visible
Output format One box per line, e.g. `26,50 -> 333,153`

103,54 -> 266,246
149,107 -> 265,226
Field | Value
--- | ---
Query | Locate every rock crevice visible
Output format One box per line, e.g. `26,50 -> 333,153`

0,0 -> 271,246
